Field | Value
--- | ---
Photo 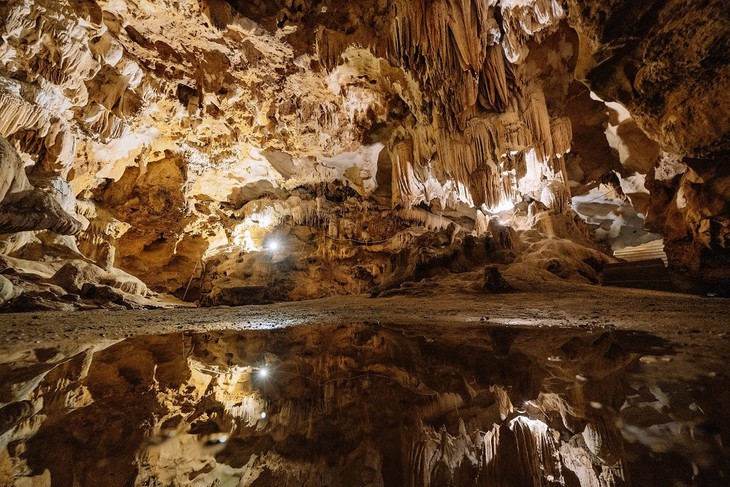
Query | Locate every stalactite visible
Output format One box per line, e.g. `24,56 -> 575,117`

550,116 -> 572,156
0,90 -> 51,138
540,180 -> 571,214
521,87 -> 554,164
500,0 -> 565,64
388,112 -> 542,211
390,140 -> 412,206
478,45 -> 509,112
81,103 -> 126,143
500,112 -> 532,150
383,0 -> 514,123
41,123 -> 76,175
316,28 -> 350,72
396,207 -> 460,233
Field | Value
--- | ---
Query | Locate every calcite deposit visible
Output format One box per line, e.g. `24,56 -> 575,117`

1,2 -> 729,484
0,3 -> 729,486
0,0 -> 727,304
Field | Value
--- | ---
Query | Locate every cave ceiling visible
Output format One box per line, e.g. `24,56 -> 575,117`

0,0 -> 728,305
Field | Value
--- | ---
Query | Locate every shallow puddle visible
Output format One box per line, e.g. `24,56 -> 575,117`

1,323 -> 727,486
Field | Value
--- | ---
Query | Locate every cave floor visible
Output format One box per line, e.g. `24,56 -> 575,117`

2,281 -> 728,381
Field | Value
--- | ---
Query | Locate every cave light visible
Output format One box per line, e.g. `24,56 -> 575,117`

266,240 -> 279,252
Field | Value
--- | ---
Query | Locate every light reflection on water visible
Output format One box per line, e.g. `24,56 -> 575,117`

0,323 -> 727,486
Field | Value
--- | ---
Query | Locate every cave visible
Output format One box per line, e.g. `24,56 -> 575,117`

0,0 -> 728,485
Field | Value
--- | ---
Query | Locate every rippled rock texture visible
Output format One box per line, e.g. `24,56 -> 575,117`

0,323 -> 727,486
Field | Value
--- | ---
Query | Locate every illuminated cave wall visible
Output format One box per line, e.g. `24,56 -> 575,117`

0,0 -> 727,305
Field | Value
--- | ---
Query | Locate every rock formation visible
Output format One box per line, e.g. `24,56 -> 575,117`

0,0 -> 727,307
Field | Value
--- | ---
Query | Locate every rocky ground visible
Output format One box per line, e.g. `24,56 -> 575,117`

2,279 -> 728,381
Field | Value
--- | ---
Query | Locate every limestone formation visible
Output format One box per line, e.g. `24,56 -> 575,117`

0,136 -> 82,235
0,4 -> 728,485
0,0 -> 726,306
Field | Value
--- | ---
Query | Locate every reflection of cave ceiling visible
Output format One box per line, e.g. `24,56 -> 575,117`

2,323 -> 727,486
0,0 -> 728,306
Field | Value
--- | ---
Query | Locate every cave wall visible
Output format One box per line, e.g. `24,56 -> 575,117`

0,0 -> 727,304
565,0 -> 730,282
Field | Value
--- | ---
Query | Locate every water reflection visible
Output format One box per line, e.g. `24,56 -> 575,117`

0,324 -> 727,486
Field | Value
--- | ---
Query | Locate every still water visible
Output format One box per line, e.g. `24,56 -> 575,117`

0,323 -> 727,486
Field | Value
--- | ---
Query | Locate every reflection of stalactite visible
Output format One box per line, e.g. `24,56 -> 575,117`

509,416 -> 564,485
405,420 -> 480,487
490,384 -> 514,420
405,411 -> 624,487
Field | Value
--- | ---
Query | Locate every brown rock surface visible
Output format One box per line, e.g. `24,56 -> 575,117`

1,3 -> 728,483
0,0 -> 726,297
